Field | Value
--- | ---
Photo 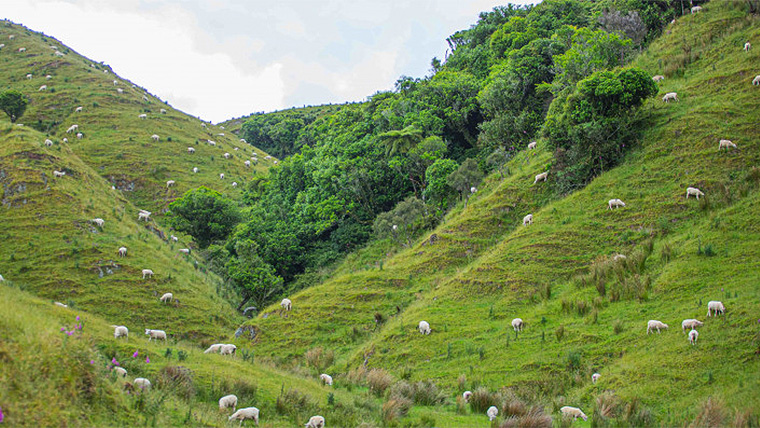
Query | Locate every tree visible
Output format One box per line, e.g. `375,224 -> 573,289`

0,91 -> 28,123
447,158 -> 484,207
487,147 -> 512,179
377,125 -> 423,157
225,240 -> 284,311
373,197 -> 426,247
423,158 -> 459,219
166,187 -> 241,248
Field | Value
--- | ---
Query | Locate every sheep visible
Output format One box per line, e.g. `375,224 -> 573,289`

608,198 -> 626,209
208,140 -> 216,146
682,319 -> 704,332
151,134 -> 160,142
281,298 -> 292,311
592,373 -> 601,384
116,88 -> 123,94
166,180 -> 175,188
754,75 -> 760,86
138,114 -> 147,119
133,378 -> 151,390
305,415 -> 325,428
527,141 -> 537,150
613,254 -> 627,261
487,406 -> 499,421
178,248 -> 190,254
204,344 -> 224,354
113,325 -> 129,339
160,292 -> 173,303
224,153 -> 231,159
220,344 -> 237,355
66,124 -> 78,133
142,95 -> 149,102
160,108 -> 167,114
463,391 -> 473,402
76,132 -> 83,139
647,320 -> 668,334
745,42 -> 751,52
220,173 -> 225,180
232,182 -> 238,187
18,47 -> 26,53
560,406 -> 588,421
691,5 -> 702,13
718,139 -> 737,151
534,171 -> 548,183
38,85 -> 47,91
193,167 -> 199,173
46,75 -> 52,80
113,80 -> 118,86
686,187 -> 704,200
118,246 -> 127,257
689,329 -> 699,345
144,329 -> 167,341
53,170 -> 66,178
264,155 -> 272,160
652,75 -> 665,82
138,210 -> 151,221
707,301 -> 725,317
75,106 -> 83,113
113,367 -> 127,377
8,35 -> 14,40
26,73 -> 32,80
219,394 -> 238,411
470,186 -> 477,194
273,160 -> 279,165
244,160 -> 251,167
418,320 -> 431,335
523,213 -> 533,226
54,51 -> 64,57
187,147 -> 195,153
662,92 -> 678,103
54,301 -> 67,307
0,44 -> 4,49
240,139 -> 247,143
511,318 -> 524,332
142,269 -> 154,279
91,218 -> 105,227
320,373 -> 333,386
171,235 -> 179,242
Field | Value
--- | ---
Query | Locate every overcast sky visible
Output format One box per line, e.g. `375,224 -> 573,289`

2,0 -> 535,123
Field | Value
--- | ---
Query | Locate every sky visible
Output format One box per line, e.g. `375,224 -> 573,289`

2,0 -> 535,123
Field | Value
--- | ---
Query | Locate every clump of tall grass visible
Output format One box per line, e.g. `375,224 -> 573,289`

366,368 -> 394,397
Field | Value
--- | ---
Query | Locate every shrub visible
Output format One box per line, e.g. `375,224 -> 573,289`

555,324 -> 565,342
499,408 -> 552,428
367,369 -> 394,397
412,380 -> 446,406
382,398 -> 412,422
155,366 -> 195,400
613,319 -> 625,335
469,387 -> 497,413
304,347 -> 334,372
689,397 -> 726,428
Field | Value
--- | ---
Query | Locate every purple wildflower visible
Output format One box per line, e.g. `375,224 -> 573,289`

67,331 -> 74,336
132,350 -> 138,358
146,356 -> 150,363
60,327 -> 65,332
90,360 -> 95,365
111,357 -> 119,366
0,405 -> 4,423
76,315 -> 80,321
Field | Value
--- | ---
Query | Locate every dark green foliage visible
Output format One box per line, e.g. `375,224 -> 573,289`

166,187 -> 241,248
424,158 -> 459,217
373,197 -> 426,247
0,90 -> 28,123
447,158 -> 484,207
225,240 -> 284,311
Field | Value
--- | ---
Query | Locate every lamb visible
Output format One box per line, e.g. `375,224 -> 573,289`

745,42 -> 751,52
45,139 -> 53,147
187,147 -> 195,153
113,80 -> 118,86
224,152 -> 231,159
46,75 -> 52,80
133,378 -> 151,390
138,114 -> 147,119
320,373 -> 333,386
511,318 -> 524,332
113,367 -> 127,377
463,391 -> 473,402
560,406 -> 588,421
219,394 -> 238,411
652,75 -> 665,82
160,108 -> 167,114
26,73 -> 32,80
151,134 -> 159,142
244,160 -> 251,167
487,406 -> 499,421
305,415 -> 325,428
76,132 -> 83,140
682,319 -> 704,332
685,329 -> 699,346
160,292 -> 173,303
53,170 -> 66,178
281,298 -> 292,310
142,269 -> 154,279
178,248 -> 190,254
662,92 -> 678,103
691,5 -> 702,13
232,182 -> 238,187
718,139 -> 737,150
220,173 -> 225,179
647,320 -> 668,334
118,247 -> 127,257
91,218 -> 105,227
166,180 -> 175,188
418,320 -> 431,335
527,141 -> 537,150
66,124 -> 78,133
686,187 -> 704,200
707,301 -> 725,317
523,213 -> 533,226
193,167 -> 199,173
54,301 -> 67,307
608,198 -> 626,209
753,75 -> 760,85
534,171 -> 548,183
75,106 -> 83,113
138,210 -> 151,221
220,344 -> 237,355
144,329 -> 167,341
63,138 -> 68,143
38,85 -> 47,91
592,373 -> 601,384
113,325 -> 129,339
171,235 -> 179,242
470,186 -> 477,194
204,344 -> 224,354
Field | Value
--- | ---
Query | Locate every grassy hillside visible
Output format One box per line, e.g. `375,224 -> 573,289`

244,3 -> 760,426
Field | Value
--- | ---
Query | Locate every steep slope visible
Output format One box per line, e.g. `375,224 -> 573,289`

244,3 -> 760,425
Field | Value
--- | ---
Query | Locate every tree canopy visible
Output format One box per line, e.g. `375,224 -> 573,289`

0,91 -> 28,123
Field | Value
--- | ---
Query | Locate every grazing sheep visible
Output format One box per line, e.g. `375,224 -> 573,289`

66,124 -> 78,133
54,51 -> 64,57
220,344 -> 237,355
305,415 -> 325,428
219,394 -> 238,411
171,235 -> 179,242
44,139 -> 53,147
320,373 -> 333,386
26,73 -> 32,80
745,42 -> 751,52
463,391 -> 473,402
187,147 -> 195,153
753,75 -> 760,85
592,373 -> 601,384
160,292 -> 173,303
8,35 -> 14,40
138,210 -> 151,221
63,138 -> 68,143
142,269 -> 154,279
204,344 -> 224,354
418,320 -> 431,335
523,213 -> 533,226
138,114 -> 147,119
151,134 -> 159,142
208,140 -> 216,146
113,367 -> 127,377
608,199 -> 626,209
511,318 -> 524,332
144,329 -> 167,341
682,319 -> 704,332
527,141 -> 537,150
53,170 -> 66,177
224,152 -> 231,159
76,132 -> 83,140
689,329 -> 699,345
232,182 -> 238,187
560,406 -> 588,421
662,92 -> 678,103
45,75 -> 52,80
281,298 -> 292,311
234,147 -> 239,151
647,320 -> 668,334
220,173 -> 225,179
142,95 -> 149,102
244,160 -> 251,167
240,138 -> 247,143
18,47 -> 26,53
75,106 -> 83,112
118,246 -> 127,257
166,180 -> 175,188
160,108 -> 167,114
707,301 -> 725,317
718,139 -> 737,150
264,155 -> 272,160
91,218 -> 105,227
652,75 -> 665,82
192,167 -> 199,173
113,325 -> 128,339
487,406 -> 499,421
691,5 -> 702,13
470,186 -> 477,194
116,88 -> 123,94
534,171 -> 548,183
54,301 -> 67,307
113,80 -> 118,86
178,248 -> 190,254
134,378 -> 151,390
686,187 -> 704,200
38,85 -> 47,91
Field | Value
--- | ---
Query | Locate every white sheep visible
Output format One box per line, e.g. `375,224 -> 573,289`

320,373 -> 333,386
144,329 -> 167,341
75,106 -> 83,113
647,320 -> 668,334
608,199 -> 626,209
220,173 -> 225,180
470,186 -> 477,194
54,51 -> 64,57
133,377 -> 151,390
527,141 -> 537,150
204,344 -> 224,354
171,235 -> 179,242
160,292 -> 173,303
487,406 -> 498,421
688,329 -> 699,345
240,139 -> 247,143
63,138 -> 68,143
691,5 -> 702,13
682,319 -> 704,332
244,160 -> 251,167
38,85 -> 47,91
118,247 -> 127,257
463,391 -> 472,402
234,147 -> 239,151
220,344 -> 237,355
53,170 -> 66,178
26,73 -> 32,80
142,269 -> 154,279
753,75 -> 760,85
116,88 -> 123,94
44,139 -> 53,147
193,167 -> 199,173
187,147 -> 195,153
178,248 -> 190,254
138,210 -> 151,221
745,42 -> 751,52
142,95 -> 149,102
707,301 -> 725,317
18,47 -> 26,53
264,155 -> 272,160
91,218 -> 105,227
305,415 -> 325,428
138,114 -> 147,120
160,108 -> 167,114
592,373 -> 601,384
76,132 -> 83,140
46,75 -> 52,80
718,139 -> 737,151
232,182 -> 238,187
662,92 -> 678,103
523,213 -> 533,226
66,124 -> 78,133
560,406 -> 588,421
113,367 -> 127,377
418,320 -> 431,335
166,180 -> 175,188
113,325 -> 129,339
219,394 -> 238,411
652,75 -> 665,82
686,187 -> 704,200
151,134 -> 160,142
208,140 -> 216,146
54,301 -> 67,307
613,254 -> 627,261
113,80 -> 118,86
281,298 -> 292,310
534,171 -> 548,184
224,152 -> 231,159
511,318 -> 524,332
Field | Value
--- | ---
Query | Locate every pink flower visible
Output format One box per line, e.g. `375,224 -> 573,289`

132,350 -> 138,358
76,316 -> 80,321
111,357 -> 119,366
0,405 -> 4,422
67,331 -> 73,336
90,360 -> 95,365
60,327 -> 65,332
146,356 -> 150,363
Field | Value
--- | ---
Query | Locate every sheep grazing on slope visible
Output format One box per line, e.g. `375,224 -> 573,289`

305,415 -> 325,428
753,75 -> 760,86
608,199 -> 626,209
224,152 -> 231,159
138,210 -> 151,221
534,171 -> 548,184
527,141 -> 537,150
689,329 -> 699,345
54,301 -> 67,307
160,108 -> 167,114
707,301 -> 725,317
53,170 -> 66,178
281,298 -> 292,311
745,42 -> 751,52
144,329 -> 167,341
691,5 -> 702,13
682,319 -> 704,332
160,292 -> 173,303
76,132 -> 83,140
66,124 -> 78,133
718,139 -> 737,151
220,344 -> 237,355
219,394 -> 238,411
113,325 -> 129,339
244,160 -> 251,167
38,85 -> 47,91
523,213 -> 533,226
178,248 -> 190,255
116,88 -> 123,94
320,373 -> 333,386
592,373 -> 601,384
91,218 -> 105,227
113,367 -> 127,377
487,406 -> 499,421
686,187 -> 704,200
117,246 -> 127,257
187,147 -> 195,153
45,139 -> 53,147
192,167 -> 199,173
232,182 -> 238,187
75,106 -> 83,113
138,114 -> 147,119
652,75 -> 665,82
511,318 -> 524,332
662,92 -> 678,103
204,344 -> 224,354
166,180 -> 175,188
647,320 -> 668,334
220,173 -> 225,180
418,320 -> 431,335
463,391 -> 473,402
560,406 -> 588,421
142,269 -> 154,279
133,378 -> 151,390
151,134 -> 160,142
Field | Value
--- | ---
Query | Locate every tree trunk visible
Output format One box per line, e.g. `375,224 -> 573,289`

236,294 -> 252,311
